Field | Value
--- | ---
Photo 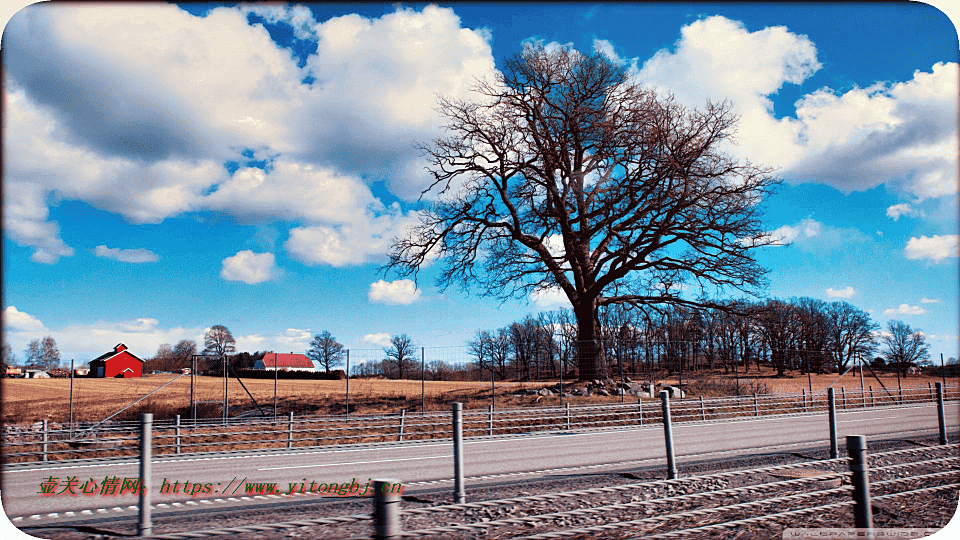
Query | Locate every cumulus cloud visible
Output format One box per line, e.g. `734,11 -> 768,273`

363,332 -> 392,347
633,15 -> 957,201
15,318 -> 204,362
904,235 -> 959,263
368,279 -> 422,305
826,286 -> 855,299
283,209 -> 416,268
3,306 -> 47,332
529,286 -> 570,309
920,298 -> 940,304
236,328 -> 312,354
2,3 -> 495,262
3,180 -> 74,264
220,250 -> 278,284
94,245 -> 160,263
883,304 -> 927,316
886,203 -> 920,221
753,218 -> 822,246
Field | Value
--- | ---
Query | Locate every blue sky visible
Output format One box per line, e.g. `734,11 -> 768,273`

2,2 -> 958,364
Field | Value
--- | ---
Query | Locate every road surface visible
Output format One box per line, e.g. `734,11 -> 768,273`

3,401 -> 957,526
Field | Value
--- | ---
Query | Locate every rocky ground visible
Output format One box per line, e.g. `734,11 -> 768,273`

15,436 -> 959,540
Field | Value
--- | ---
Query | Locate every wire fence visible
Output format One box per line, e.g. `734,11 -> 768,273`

3,384 -> 955,464
142,442 -> 960,540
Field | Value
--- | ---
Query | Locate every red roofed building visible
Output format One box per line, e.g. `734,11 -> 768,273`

254,352 -> 315,372
89,343 -> 144,378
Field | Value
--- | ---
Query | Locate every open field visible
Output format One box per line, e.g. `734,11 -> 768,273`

2,367 -> 951,425
1,375 -> 528,424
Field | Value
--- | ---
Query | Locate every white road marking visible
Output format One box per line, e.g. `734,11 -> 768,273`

257,454 -> 453,471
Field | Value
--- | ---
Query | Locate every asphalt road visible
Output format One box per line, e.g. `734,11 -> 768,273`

3,401 -> 957,526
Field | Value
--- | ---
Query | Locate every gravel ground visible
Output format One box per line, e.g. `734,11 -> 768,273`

16,436 -> 959,540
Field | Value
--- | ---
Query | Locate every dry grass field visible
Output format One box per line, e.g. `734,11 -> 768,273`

2,367 -> 949,425
1,374 -> 528,425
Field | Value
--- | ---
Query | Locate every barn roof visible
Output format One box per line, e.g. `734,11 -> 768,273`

261,353 -> 314,368
91,343 -> 144,364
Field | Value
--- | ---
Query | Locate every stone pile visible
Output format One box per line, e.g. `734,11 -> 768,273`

518,378 -> 685,399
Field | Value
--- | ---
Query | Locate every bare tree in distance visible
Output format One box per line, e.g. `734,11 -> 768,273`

307,331 -> 345,373
882,320 -> 930,376
24,339 -> 42,368
385,44 -> 779,380
40,336 -> 61,370
384,334 -> 416,379
173,340 -> 197,364
826,301 -> 877,373
203,325 -> 237,356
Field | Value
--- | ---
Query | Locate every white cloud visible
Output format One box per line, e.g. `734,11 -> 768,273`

633,15 -> 957,201
2,306 -> 47,332
753,218 -> 822,246
3,180 -> 74,264
119,318 -> 160,332
593,38 -> 627,66
20,318 -> 204,362
220,250 -> 278,284
94,245 -> 160,263
904,235 -> 959,263
368,279 -> 422,305
363,332 -> 392,347
236,328 -> 313,354
920,298 -> 940,304
826,286 -> 856,299
529,286 -> 570,309
284,208 -> 420,268
886,203 -> 919,221
3,3 -> 496,262
883,304 -> 927,316
635,16 -> 819,168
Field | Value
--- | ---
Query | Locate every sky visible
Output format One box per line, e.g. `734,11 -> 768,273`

2,2 -> 958,366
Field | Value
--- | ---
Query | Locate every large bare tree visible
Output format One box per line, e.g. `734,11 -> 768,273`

386,45 -> 778,380
307,330 -> 345,374
882,320 -> 930,376
384,334 -> 416,379
203,325 -> 236,356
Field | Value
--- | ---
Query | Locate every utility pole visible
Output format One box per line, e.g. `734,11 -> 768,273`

69,359 -> 75,435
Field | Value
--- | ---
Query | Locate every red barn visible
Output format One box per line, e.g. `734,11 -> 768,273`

89,343 -> 144,378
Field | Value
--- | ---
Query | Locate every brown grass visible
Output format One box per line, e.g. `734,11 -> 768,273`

669,366 -> 945,396
2,368 -> 948,425
1,374 -> 530,425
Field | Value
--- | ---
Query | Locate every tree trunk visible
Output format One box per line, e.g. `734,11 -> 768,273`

574,300 -> 605,381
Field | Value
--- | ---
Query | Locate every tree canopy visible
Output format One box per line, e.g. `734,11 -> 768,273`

387,44 -> 779,380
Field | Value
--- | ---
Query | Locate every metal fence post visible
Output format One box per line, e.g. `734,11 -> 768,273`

841,387 -> 847,410
488,404 -> 494,436
869,386 -> 874,407
287,411 -> 294,449
753,393 -> 759,417
929,382 -> 934,400
175,414 -> 181,455
802,389 -> 807,413
828,388 -> 838,459
637,398 -> 643,426
565,402 -> 571,430
936,382 -> 947,445
398,409 -> 406,442
373,478 -> 402,540
42,419 -> 48,462
139,413 -> 153,537
452,402 -> 465,503
660,391 -> 678,480
699,395 -> 706,421
846,435 -> 873,532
